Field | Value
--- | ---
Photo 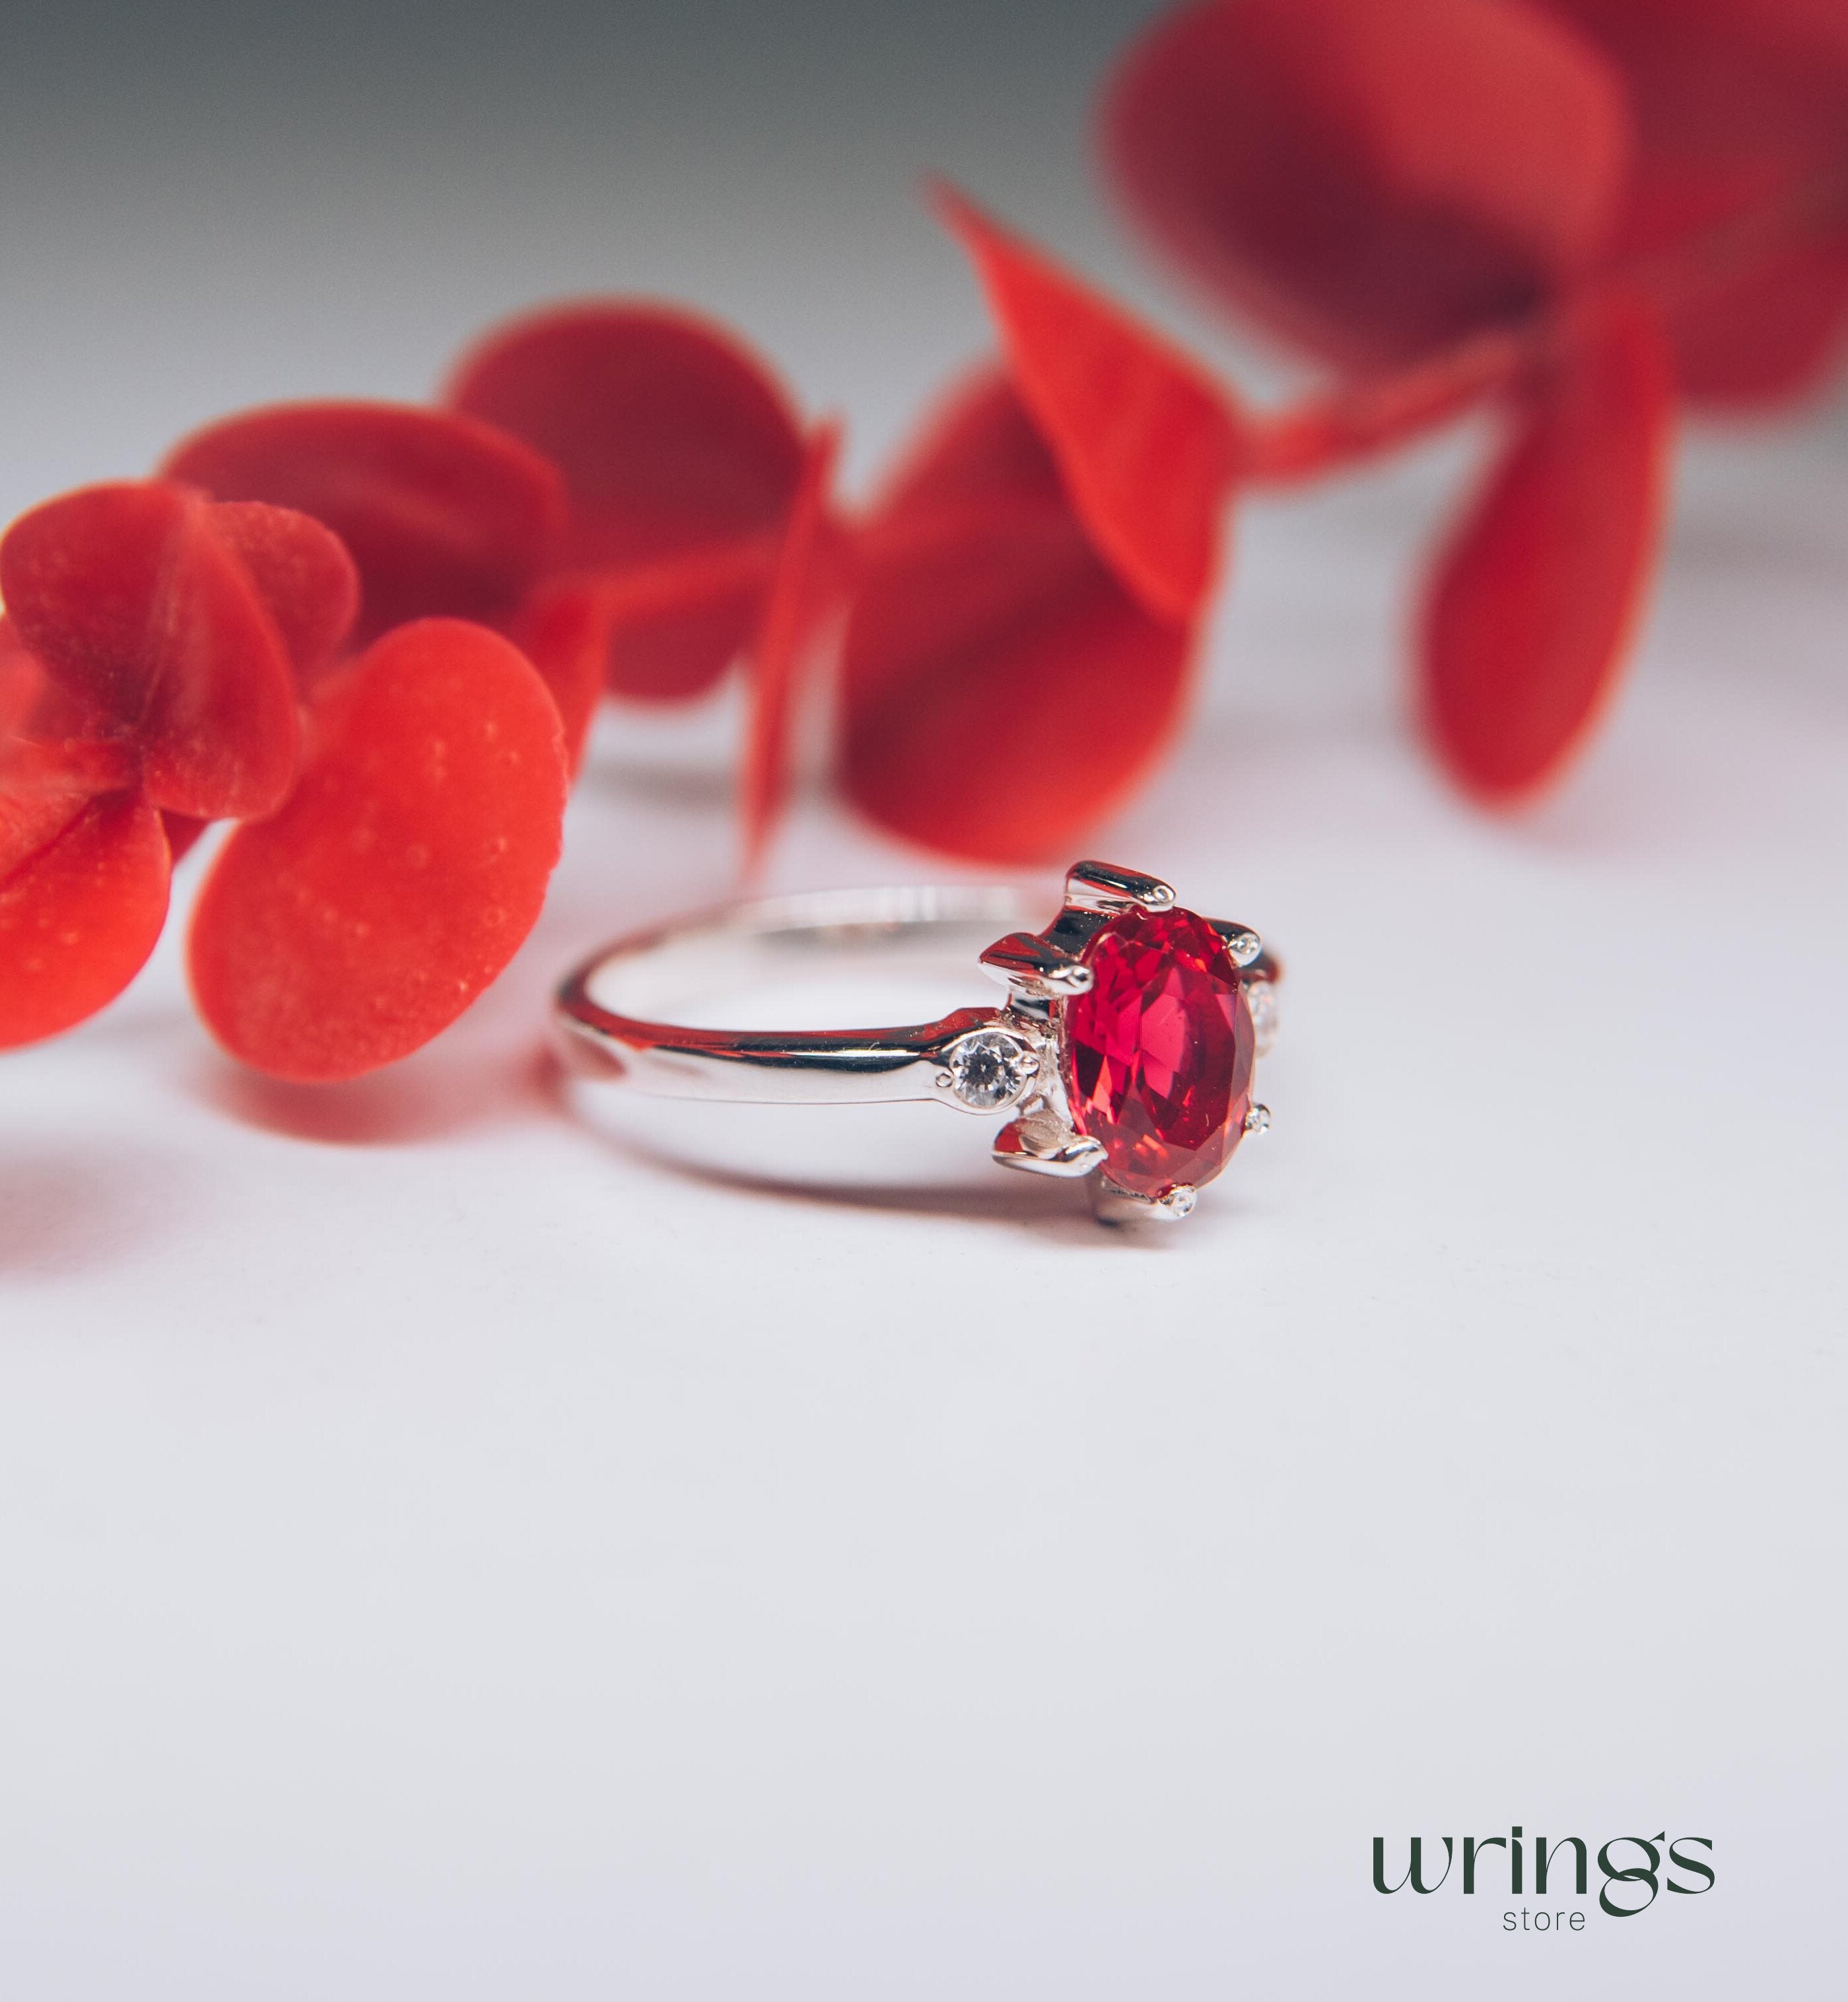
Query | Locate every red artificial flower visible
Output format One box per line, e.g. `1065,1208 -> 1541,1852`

1107,0 -> 1632,372
445,303 -> 850,835
1,737 -> 168,1051
840,191 -> 1244,863
188,619 -> 568,1082
162,401 -> 568,645
1546,0 -> 1848,404
1,475 -> 567,1078
0,483 -> 337,820
741,421 -> 845,870
0,481 -> 362,1052
1101,0 -> 1848,802
1421,292 -> 1675,802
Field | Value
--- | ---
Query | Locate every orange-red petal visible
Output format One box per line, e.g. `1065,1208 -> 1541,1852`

934,186 -> 1242,621
840,373 -> 1196,864
205,500 -> 360,687
0,623 -> 46,740
1103,0 -> 1631,368
0,786 -> 170,1050
0,483 -> 300,820
162,402 -> 567,642
741,423 -> 843,872
162,812 -> 210,863
188,618 -> 568,1082
1421,295 -> 1676,802
508,586 -> 609,778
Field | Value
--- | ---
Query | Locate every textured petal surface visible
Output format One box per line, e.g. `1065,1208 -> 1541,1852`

205,500 -> 360,685
1421,297 -> 1676,802
741,424 -> 843,871
936,187 -> 1241,621
188,619 -> 568,1082
0,788 -> 170,1049
162,403 -> 567,642
842,374 -> 1194,864
1,736 -> 137,876
1103,0 -> 1631,366
0,483 -> 300,819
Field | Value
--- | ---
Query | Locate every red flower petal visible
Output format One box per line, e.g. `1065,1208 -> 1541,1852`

1103,0 -> 1631,368
446,302 -> 806,568
188,618 -> 568,1082
0,619 -> 106,743
1547,0 -> 1848,405
446,304 -> 809,700
594,535 -> 778,702
0,483 -> 300,820
1,786 -> 170,1050
1421,295 -> 1676,802
1,735 -> 137,876
841,373 -> 1195,864
162,403 -> 567,643
1250,324 -> 1530,483
162,812 -> 210,864
1656,234 -> 1848,409
741,423 -> 844,871
205,500 -> 360,686
508,586 -> 609,778
0,622 -> 46,739
934,186 -> 1242,622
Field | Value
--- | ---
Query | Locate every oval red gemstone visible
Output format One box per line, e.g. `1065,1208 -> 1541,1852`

1060,905 -> 1253,1197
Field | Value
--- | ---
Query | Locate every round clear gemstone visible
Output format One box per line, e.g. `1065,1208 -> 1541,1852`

947,1028 -> 1035,1110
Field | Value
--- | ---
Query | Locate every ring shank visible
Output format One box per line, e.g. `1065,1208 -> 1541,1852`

555,884 -> 1042,1106
555,881 -> 1280,1109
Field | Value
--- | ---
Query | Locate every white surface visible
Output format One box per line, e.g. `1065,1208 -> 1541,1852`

2,412 -> 1844,1997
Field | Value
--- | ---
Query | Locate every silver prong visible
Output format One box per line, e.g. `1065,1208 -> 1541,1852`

1089,1180 -> 1197,1225
993,1110 -> 1107,1179
1211,918 -> 1263,967
1243,1103 -> 1272,1136
979,931 -> 1093,996
1064,860 -> 1175,915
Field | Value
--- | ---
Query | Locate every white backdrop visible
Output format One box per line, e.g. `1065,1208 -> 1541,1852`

2,5 -> 1845,1992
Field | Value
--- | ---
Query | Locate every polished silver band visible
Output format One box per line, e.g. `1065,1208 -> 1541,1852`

556,876 -> 1278,1109
554,883 -> 1052,1112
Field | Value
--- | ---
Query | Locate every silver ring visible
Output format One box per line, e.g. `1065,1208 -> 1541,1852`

555,860 -> 1280,1225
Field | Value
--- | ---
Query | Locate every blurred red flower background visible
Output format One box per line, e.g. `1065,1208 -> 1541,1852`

4,0 -> 1845,1080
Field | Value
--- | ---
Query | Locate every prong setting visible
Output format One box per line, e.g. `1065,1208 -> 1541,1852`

1210,918 -> 1264,967
993,1109 -> 1107,1178
1064,859 -> 1177,914
979,930 -> 1093,1000
1089,1180 -> 1198,1225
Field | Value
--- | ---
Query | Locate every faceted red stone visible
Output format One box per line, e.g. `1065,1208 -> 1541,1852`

1060,905 -> 1254,1197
